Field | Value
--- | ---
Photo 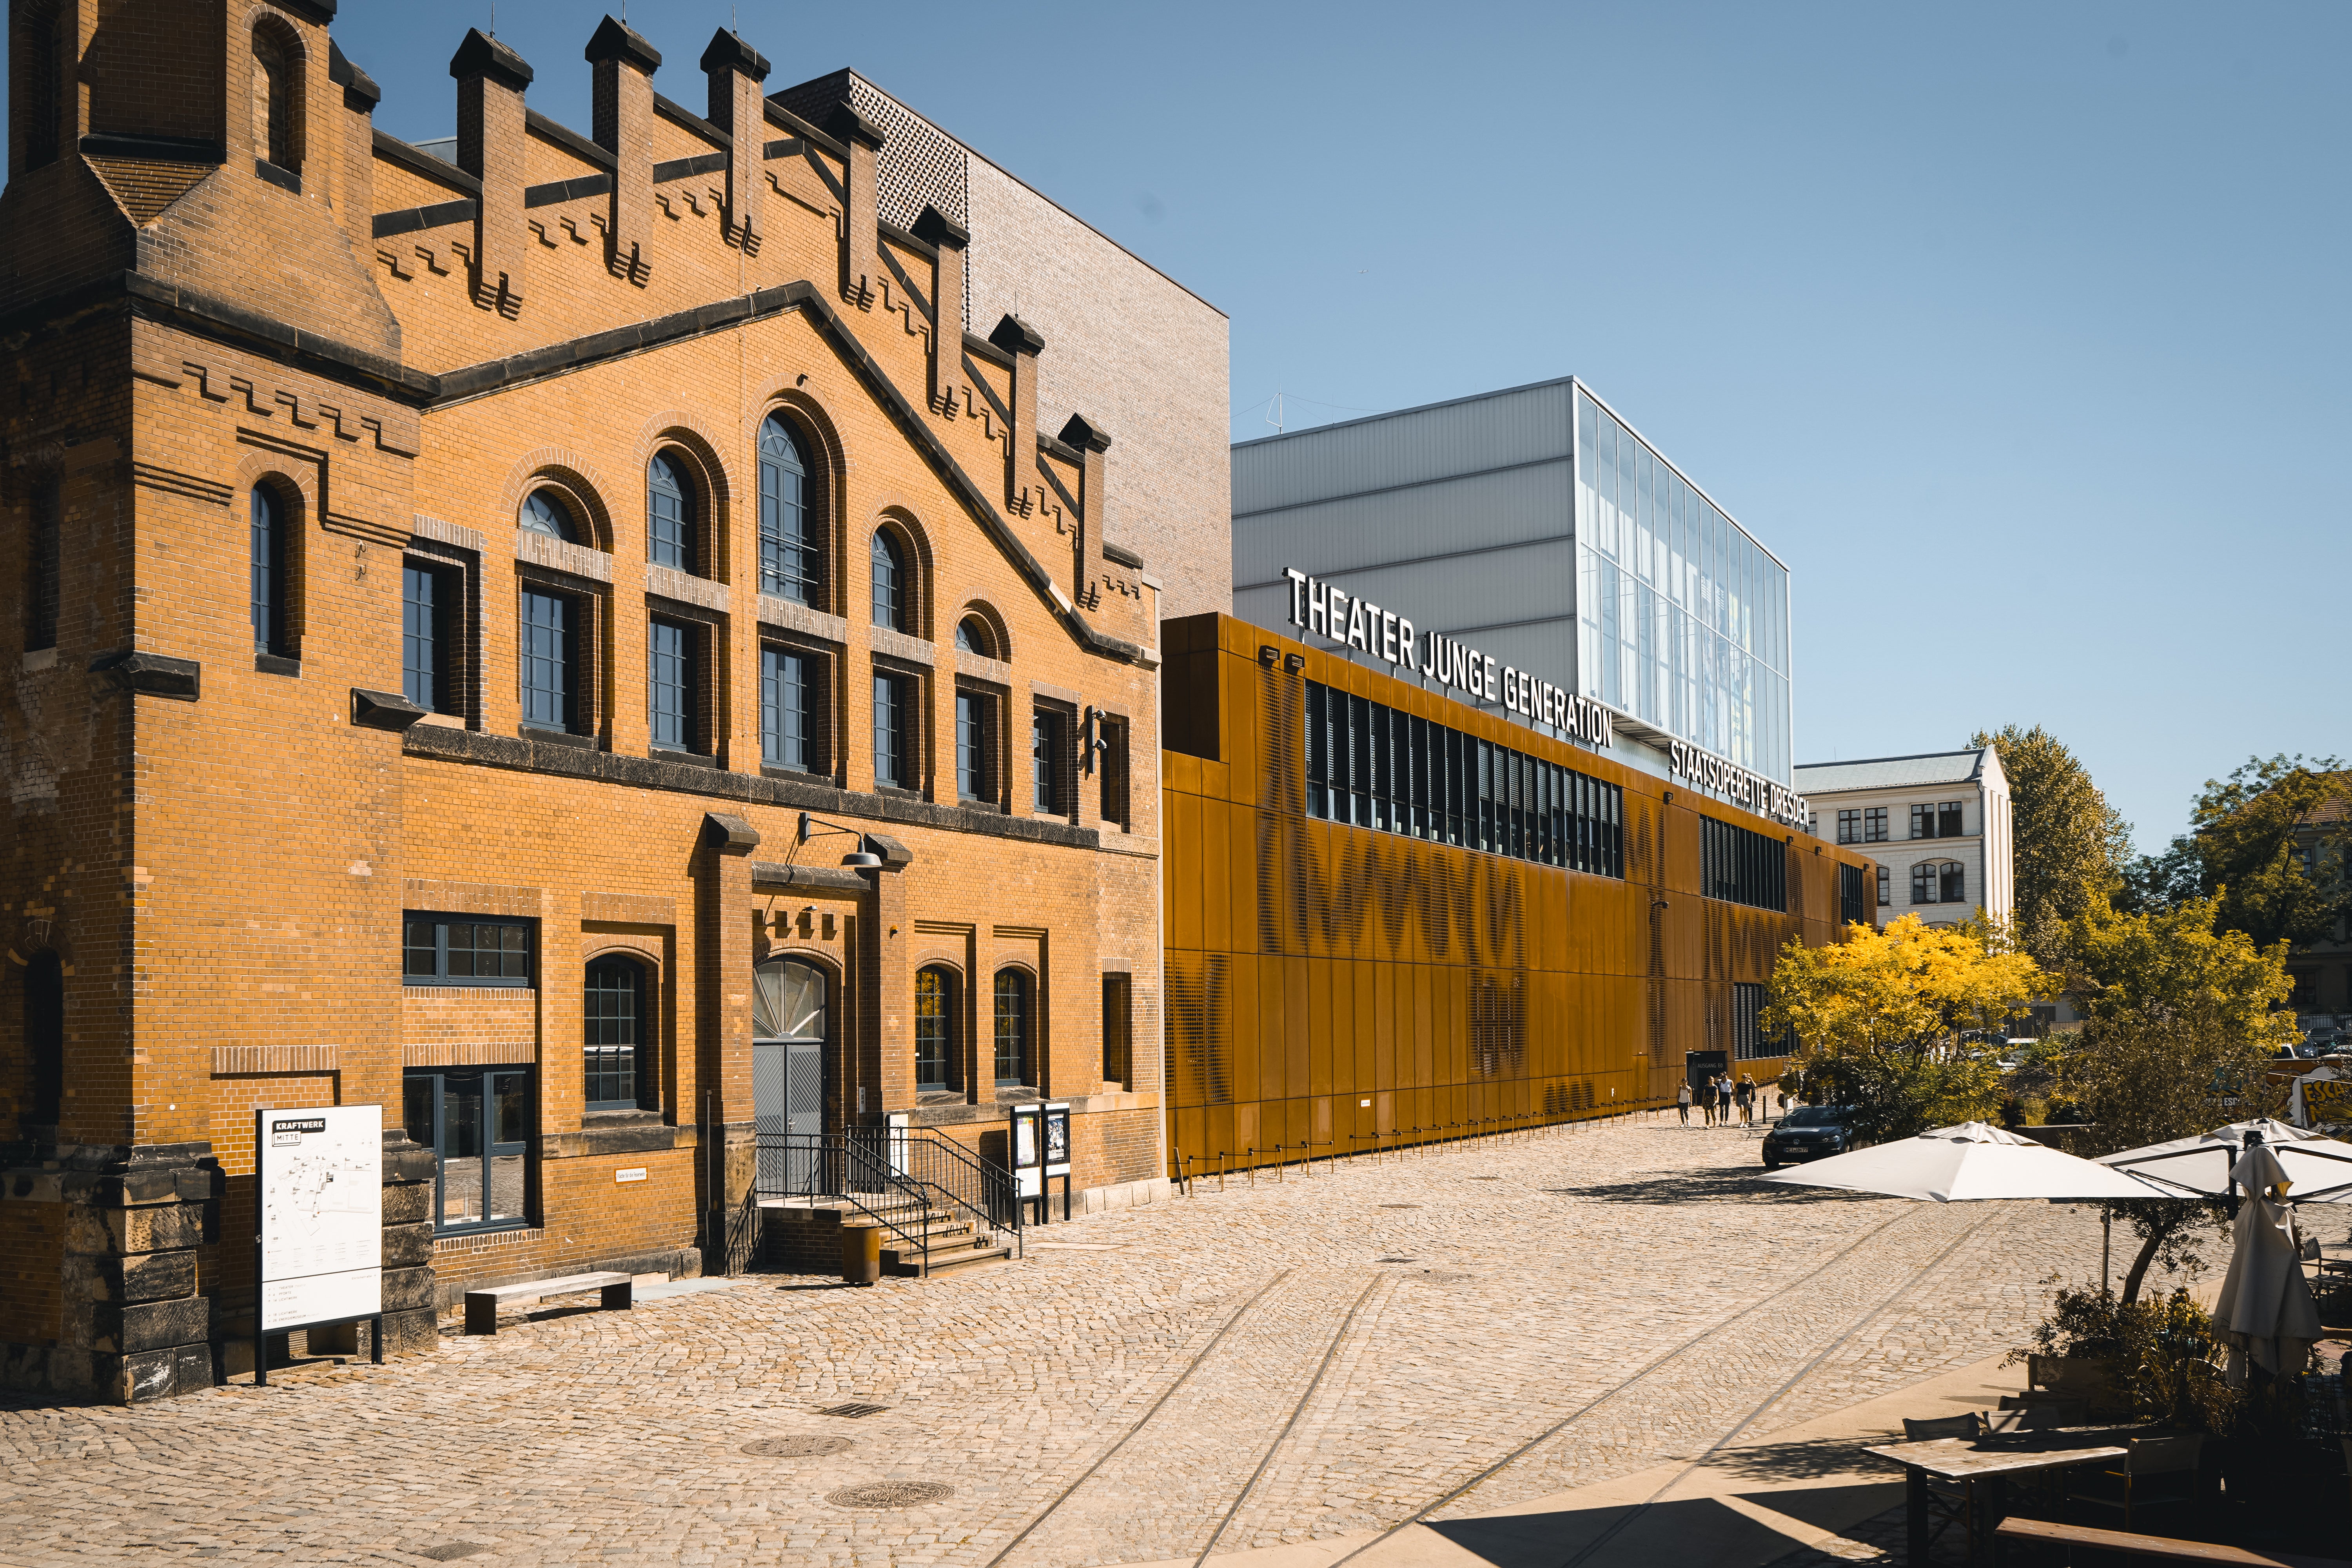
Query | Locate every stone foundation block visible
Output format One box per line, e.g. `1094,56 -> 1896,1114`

103,1202 -> 202,1254
93,1295 -> 210,1354
107,1250 -> 197,1303
381,1265 -> 436,1312
379,1307 -> 437,1356
382,1221 -> 433,1268
382,1181 -> 430,1225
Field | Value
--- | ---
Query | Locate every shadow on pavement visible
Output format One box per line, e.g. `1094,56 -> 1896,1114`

1544,1165 -> 1882,1205
1425,1483 -> 1897,1567
1705,1436 -> 1904,1484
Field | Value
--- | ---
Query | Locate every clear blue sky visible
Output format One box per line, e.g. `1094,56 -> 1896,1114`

49,3 -> 2352,848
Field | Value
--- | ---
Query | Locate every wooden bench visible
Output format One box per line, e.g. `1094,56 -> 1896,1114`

463,1271 -> 633,1336
1996,1517 -> 2352,1567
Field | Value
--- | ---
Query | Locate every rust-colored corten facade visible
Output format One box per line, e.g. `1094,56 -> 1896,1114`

1160,615 -> 1877,1176
0,4 -> 1176,1402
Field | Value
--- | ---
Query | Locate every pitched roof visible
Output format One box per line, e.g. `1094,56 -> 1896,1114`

1793,748 -> 1990,795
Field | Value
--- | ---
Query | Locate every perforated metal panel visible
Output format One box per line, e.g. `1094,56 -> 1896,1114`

770,71 -> 972,327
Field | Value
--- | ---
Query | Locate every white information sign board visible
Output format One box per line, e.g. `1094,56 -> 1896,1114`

257,1104 -> 382,1334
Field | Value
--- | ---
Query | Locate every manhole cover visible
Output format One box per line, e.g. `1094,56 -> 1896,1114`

413,1546 -> 491,1564
742,1435 -> 854,1457
1379,1203 -> 1421,1209
816,1401 -> 889,1418
827,1480 -> 955,1509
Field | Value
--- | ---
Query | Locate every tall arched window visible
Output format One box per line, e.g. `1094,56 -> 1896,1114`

759,415 -> 820,605
251,22 -> 302,175
1910,861 -> 1965,906
519,488 -> 577,541
585,957 -> 652,1111
647,452 -> 694,573
915,965 -> 958,1092
23,949 -> 62,1131
993,969 -> 1033,1087
871,528 -> 907,631
250,484 -> 287,655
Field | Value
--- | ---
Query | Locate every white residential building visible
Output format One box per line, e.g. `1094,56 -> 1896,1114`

1792,748 -> 2013,929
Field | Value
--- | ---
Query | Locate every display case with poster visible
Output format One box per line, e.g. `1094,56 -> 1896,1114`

254,1104 -> 384,1384
1042,1101 -> 1073,1221
1009,1103 -> 1042,1198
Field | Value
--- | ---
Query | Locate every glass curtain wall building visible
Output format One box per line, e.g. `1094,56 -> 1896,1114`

1574,389 -> 1790,782
1233,378 -> 1795,786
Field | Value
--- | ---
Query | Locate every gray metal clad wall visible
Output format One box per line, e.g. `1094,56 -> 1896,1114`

1230,379 -> 1573,517
1232,463 -> 1572,589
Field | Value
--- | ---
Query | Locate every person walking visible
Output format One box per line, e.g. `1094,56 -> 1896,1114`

1735,1074 -> 1756,1127
1677,1080 -> 1692,1125
1717,1074 -> 1735,1127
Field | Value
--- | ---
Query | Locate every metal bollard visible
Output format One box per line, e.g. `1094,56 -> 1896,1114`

840,1223 -> 881,1287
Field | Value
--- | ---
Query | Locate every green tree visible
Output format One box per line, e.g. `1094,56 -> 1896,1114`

1765,915 -> 2048,1142
1971,724 -> 2134,971
2183,755 -> 2348,949
2062,897 -> 2297,1302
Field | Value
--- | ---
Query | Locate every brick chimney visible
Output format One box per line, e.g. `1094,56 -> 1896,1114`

1058,414 -> 1112,608
699,29 -> 769,250
827,104 -> 886,309
987,315 -> 1045,516
912,205 -> 967,415
450,28 -> 532,318
587,15 -> 659,285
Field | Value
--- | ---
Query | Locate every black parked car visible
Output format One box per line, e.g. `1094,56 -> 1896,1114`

1762,1106 -> 1860,1170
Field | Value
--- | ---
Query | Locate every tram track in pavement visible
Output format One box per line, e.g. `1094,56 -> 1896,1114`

1322,1200 -> 1971,1567
985,1194 -> 1966,1568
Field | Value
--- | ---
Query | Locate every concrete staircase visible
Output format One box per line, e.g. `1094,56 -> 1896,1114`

875,1209 -> 1012,1278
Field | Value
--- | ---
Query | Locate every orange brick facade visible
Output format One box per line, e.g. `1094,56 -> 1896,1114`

1,3 -> 1174,1401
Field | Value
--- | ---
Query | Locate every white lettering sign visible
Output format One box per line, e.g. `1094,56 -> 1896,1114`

1666,739 -> 1811,829
1281,568 -> 1615,753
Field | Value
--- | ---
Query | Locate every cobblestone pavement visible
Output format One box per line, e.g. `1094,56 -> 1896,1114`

0,1120 -> 2166,1567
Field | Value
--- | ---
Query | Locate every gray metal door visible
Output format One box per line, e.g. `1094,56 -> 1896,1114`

754,958 -> 829,1192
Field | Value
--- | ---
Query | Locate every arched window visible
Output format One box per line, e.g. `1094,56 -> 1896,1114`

758,416 -> 820,605
870,528 -> 907,631
753,957 -> 828,1044
23,949 -> 62,1131
915,965 -> 958,1092
954,615 -> 995,658
993,969 -> 1033,1087
585,957 -> 652,1111
250,484 -> 287,655
252,22 -> 302,175
1911,861 -> 1965,905
519,488 -> 576,541
646,452 -> 694,573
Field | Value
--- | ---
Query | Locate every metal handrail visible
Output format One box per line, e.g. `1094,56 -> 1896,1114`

890,1126 -> 1024,1258
755,1130 -> 935,1271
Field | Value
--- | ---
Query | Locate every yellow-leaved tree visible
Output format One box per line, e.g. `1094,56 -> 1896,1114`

1763,915 -> 2049,1143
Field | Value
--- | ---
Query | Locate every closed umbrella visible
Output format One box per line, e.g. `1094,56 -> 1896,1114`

2211,1144 -> 2324,1385
2095,1117 -> 2352,1204
1762,1121 -> 2160,1203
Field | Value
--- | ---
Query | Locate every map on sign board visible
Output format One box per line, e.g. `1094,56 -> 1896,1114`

258,1104 -> 383,1334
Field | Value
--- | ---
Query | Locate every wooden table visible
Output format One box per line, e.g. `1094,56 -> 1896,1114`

1865,1435 -> 2131,1566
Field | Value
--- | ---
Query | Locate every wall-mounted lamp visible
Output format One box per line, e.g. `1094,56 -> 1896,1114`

799,811 -> 882,868
1283,652 -> 1306,674
1663,790 -> 1675,804
1257,645 -> 1279,666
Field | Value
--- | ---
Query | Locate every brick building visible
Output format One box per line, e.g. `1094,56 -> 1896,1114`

0,2 -> 1203,1401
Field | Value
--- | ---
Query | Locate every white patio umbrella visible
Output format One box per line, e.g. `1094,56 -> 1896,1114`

1761,1121 -> 2160,1203
2094,1118 -> 2352,1204
2211,1144 -> 2324,1385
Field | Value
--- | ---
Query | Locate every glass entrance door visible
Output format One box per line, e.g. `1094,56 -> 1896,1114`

753,958 -> 828,1192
